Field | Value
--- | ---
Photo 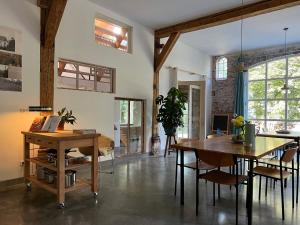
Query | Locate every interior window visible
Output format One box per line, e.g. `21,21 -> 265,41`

216,57 -> 228,80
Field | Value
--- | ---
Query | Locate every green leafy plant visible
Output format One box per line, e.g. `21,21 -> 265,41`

156,87 -> 187,136
57,107 -> 77,125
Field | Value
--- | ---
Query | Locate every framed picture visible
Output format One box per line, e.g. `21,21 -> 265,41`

0,25 -> 22,92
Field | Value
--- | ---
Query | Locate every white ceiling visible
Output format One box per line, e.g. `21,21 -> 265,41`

180,5 -> 300,55
90,0 -> 300,55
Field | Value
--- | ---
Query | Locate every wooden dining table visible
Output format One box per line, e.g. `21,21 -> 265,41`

171,135 -> 293,225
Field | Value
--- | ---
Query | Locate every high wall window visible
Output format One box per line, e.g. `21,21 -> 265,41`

57,59 -> 115,93
216,57 -> 228,80
247,55 -> 300,132
94,17 -> 132,53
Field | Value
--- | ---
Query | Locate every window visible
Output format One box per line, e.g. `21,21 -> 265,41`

216,57 -> 228,80
247,55 -> 300,132
57,59 -> 115,93
95,17 -> 132,53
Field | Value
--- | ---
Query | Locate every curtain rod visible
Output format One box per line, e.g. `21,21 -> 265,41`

165,66 -> 207,78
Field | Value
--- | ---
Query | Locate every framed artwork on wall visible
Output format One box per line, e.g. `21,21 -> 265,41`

0,25 -> 22,92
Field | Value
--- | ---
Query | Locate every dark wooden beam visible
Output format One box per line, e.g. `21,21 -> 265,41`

40,0 -> 67,109
155,0 -> 300,38
154,32 -> 180,73
37,0 -> 50,9
43,0 -> 67,48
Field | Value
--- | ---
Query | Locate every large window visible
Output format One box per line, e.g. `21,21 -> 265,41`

57,59 -> 115,93
247,55 -> 300,131
216,57 -> 228,80
95,17 -> 132,53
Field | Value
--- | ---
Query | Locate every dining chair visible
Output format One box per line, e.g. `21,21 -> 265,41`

253,146 -> 298,220
195,151 -> 248,225
174,138 -> 216,196
79,135 -> 115,174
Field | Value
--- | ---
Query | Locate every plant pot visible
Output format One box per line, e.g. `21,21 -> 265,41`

164,127 -> 177,136
57,121 -> 65,131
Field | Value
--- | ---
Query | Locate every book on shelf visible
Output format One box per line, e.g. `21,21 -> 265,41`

73,129 -> 97,135
29,116 -> 61,132
29,116 -> 47,132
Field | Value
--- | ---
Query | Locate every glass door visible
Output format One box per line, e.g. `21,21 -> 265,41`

190,85 -> 201,139
115,98 -> 144,156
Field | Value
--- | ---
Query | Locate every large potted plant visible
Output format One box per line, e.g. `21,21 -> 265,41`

156,87 -> 187,136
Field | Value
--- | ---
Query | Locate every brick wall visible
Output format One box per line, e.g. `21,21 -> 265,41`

211,43 -> 300,116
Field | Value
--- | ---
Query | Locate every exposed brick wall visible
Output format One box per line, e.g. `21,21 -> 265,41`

211,43 -> 300,116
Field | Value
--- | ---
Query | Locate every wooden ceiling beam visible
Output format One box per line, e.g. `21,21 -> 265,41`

154,32 -> 180,73
37,0 -> 50,9
155,0 -> 300,38
39,0 -> 67,109
43,0 -> 68,48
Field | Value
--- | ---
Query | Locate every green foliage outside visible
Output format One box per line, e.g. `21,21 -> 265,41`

248,56 -> 300,122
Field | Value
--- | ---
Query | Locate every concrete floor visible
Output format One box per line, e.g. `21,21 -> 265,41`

0,153 -> 299,225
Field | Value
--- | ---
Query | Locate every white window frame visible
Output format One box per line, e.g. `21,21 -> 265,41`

216,56 -> 228,80
247,54 -> 300,131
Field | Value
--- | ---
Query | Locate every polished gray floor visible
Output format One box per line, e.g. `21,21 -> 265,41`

0,153 -> 299,225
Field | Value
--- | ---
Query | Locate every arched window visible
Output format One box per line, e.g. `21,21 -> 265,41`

216,57 -> 228,80
247,55 -> 300,132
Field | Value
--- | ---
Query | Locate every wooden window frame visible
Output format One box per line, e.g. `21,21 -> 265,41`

94,14 -> 132,54
57,58 -> 116,93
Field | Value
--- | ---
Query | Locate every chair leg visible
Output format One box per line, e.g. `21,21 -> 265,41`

174,149 -> 178,196
196,167 -> 199,215
236,185 -> 239,225
259,175 -> 262,201
280,177 -> 285,220
292,170 -> 295,209
213,183 -> 216,206
218,184 -> 221,199
265,177 -> 268,197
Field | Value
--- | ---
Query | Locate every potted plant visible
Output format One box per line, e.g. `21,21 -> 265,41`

57,107 -> 77,130
156,87 -> 187,136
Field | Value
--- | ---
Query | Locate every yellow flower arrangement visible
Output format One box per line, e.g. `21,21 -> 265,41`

231,115 -> 245,128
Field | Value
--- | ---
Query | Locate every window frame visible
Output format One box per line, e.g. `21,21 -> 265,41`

247,54 -> 300,131
216,56 -> 228,81
94,14 -> 132,54
57,58 -> 116,94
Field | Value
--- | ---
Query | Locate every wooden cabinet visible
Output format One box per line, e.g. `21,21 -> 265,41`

22,131 -> 100,208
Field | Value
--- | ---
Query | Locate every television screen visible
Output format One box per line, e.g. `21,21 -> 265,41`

212,115 -> 229,131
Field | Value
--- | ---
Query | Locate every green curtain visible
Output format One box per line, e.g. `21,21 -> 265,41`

233,71 -> 245,135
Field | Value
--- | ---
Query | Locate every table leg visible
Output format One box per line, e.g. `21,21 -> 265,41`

180,150 -> 184,205
247,159 -> 254,225
57,144 -> 65,207
24,137 -> 30,184
92,137 -> 99,194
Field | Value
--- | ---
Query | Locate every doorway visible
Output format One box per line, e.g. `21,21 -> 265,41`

114,98 -> 145,156
177,82 -> 205,140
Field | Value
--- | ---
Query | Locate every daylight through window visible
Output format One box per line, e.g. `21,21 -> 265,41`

247,55 -> 300,132
216,57 -> 228,80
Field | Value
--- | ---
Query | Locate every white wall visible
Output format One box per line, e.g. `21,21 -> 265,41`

0,0 -> 154,181
0,0 -> 40,181
159,41 -> 212,148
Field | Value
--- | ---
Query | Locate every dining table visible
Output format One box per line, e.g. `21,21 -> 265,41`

171,135 -> 294,225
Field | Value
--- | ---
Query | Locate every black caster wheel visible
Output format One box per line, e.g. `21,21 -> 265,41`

26,182 -> 32,192
57,203 -> 65,209
93,192 -> 98,198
